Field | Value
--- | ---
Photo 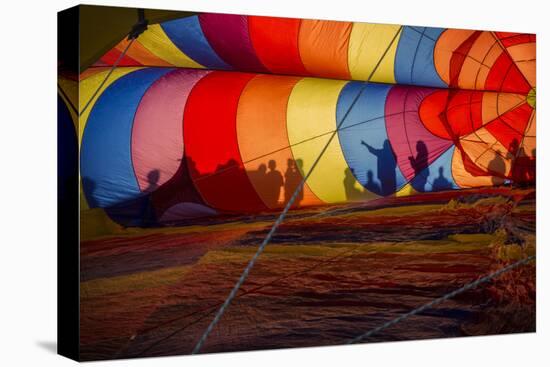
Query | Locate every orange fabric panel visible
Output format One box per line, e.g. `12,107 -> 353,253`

458,31 -> 502,89
506,43 -> 536,88
460,128 -> 513,177
298,20 -> 352,80
481,92 -> 526,124
434,29 -> 476,86
451,148 -> 503,188
236,74 -> 322,209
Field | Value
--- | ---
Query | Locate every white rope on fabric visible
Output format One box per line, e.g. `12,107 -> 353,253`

191,26 -> 405,355
78,8 -> 148,117
78,37 -> 136,117
347,254 -> 535,344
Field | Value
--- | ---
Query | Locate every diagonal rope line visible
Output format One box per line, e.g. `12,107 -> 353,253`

57,83 -> 78,115
347,254 -> 535,344
130,241 -> 376,358
78,37 -> 136,117
191,26 -> 404,355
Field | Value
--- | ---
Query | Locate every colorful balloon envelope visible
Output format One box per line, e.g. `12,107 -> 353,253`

62,12 -> 535,225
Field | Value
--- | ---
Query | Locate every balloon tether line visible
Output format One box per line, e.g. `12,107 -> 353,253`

191,26 -> 404,355
347,254 -> 535,344
78,9 -> 148,117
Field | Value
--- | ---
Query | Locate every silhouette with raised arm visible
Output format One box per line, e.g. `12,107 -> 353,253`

409,141 -> 429,191
361,139 -> 396,195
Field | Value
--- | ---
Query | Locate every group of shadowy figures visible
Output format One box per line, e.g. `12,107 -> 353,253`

82,138 -> 535,220
248,158 -> 305,208
345,139 -> 453,199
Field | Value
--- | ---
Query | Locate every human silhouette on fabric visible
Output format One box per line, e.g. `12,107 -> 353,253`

344,168 -> 364,201
361,139 -> 396,195
432,167 -> 452,191
264,160 -> 284,207
250,163 -> 268,199
141,169 -> 162,225
408,141 -> 429,191
488,152 -> 506,186
284,158 -> 304,207
145,169 -> 160,192
364,170 -> 380,195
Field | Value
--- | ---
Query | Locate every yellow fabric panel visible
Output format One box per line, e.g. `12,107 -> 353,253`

80,208 -> 123,240
348,23 -> 401,83
115,38 -> 173,67
78,67 -> 142,146
396,183 -> 418,197
80,181 -> 89,211
287,78 -> 376,203
137,24 -> 204,68
58,77 -> 78,130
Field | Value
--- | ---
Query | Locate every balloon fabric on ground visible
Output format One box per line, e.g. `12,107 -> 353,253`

57,8 -> 536,361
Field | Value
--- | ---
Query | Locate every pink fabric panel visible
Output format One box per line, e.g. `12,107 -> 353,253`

385,86 -> 454,181
131,69 -> 211,192
199,14 -> 268,72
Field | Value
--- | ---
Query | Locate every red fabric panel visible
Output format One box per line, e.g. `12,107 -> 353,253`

419,90 -> 484,140
248,16 -> 309,75
183,71 -> 268,212
485,103 -> 533,154
495,32 -> 536,48
485,52 -> 531,94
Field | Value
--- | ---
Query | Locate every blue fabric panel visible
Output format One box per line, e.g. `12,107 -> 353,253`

411,146 -> 459,192
395,26 -> 447,88
161,16 -> 231,70
336,82 -> 407,196
80,68 -> 173,209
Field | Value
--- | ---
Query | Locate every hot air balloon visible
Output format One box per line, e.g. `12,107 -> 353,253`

59,11 -> 536,227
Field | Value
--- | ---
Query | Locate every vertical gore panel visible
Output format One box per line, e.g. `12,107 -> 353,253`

183,71 -> 268,212
131,69 -> 211,192
161,15 -> 231,70
199,14 -> 268,73
236,74 -> 322,209
80,68 -> 173,208
336,82 -> 405,196
298,20 -> 352,80
287,78 -> 368,203
248,16 -> 308,75
347,23 -> 401,84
